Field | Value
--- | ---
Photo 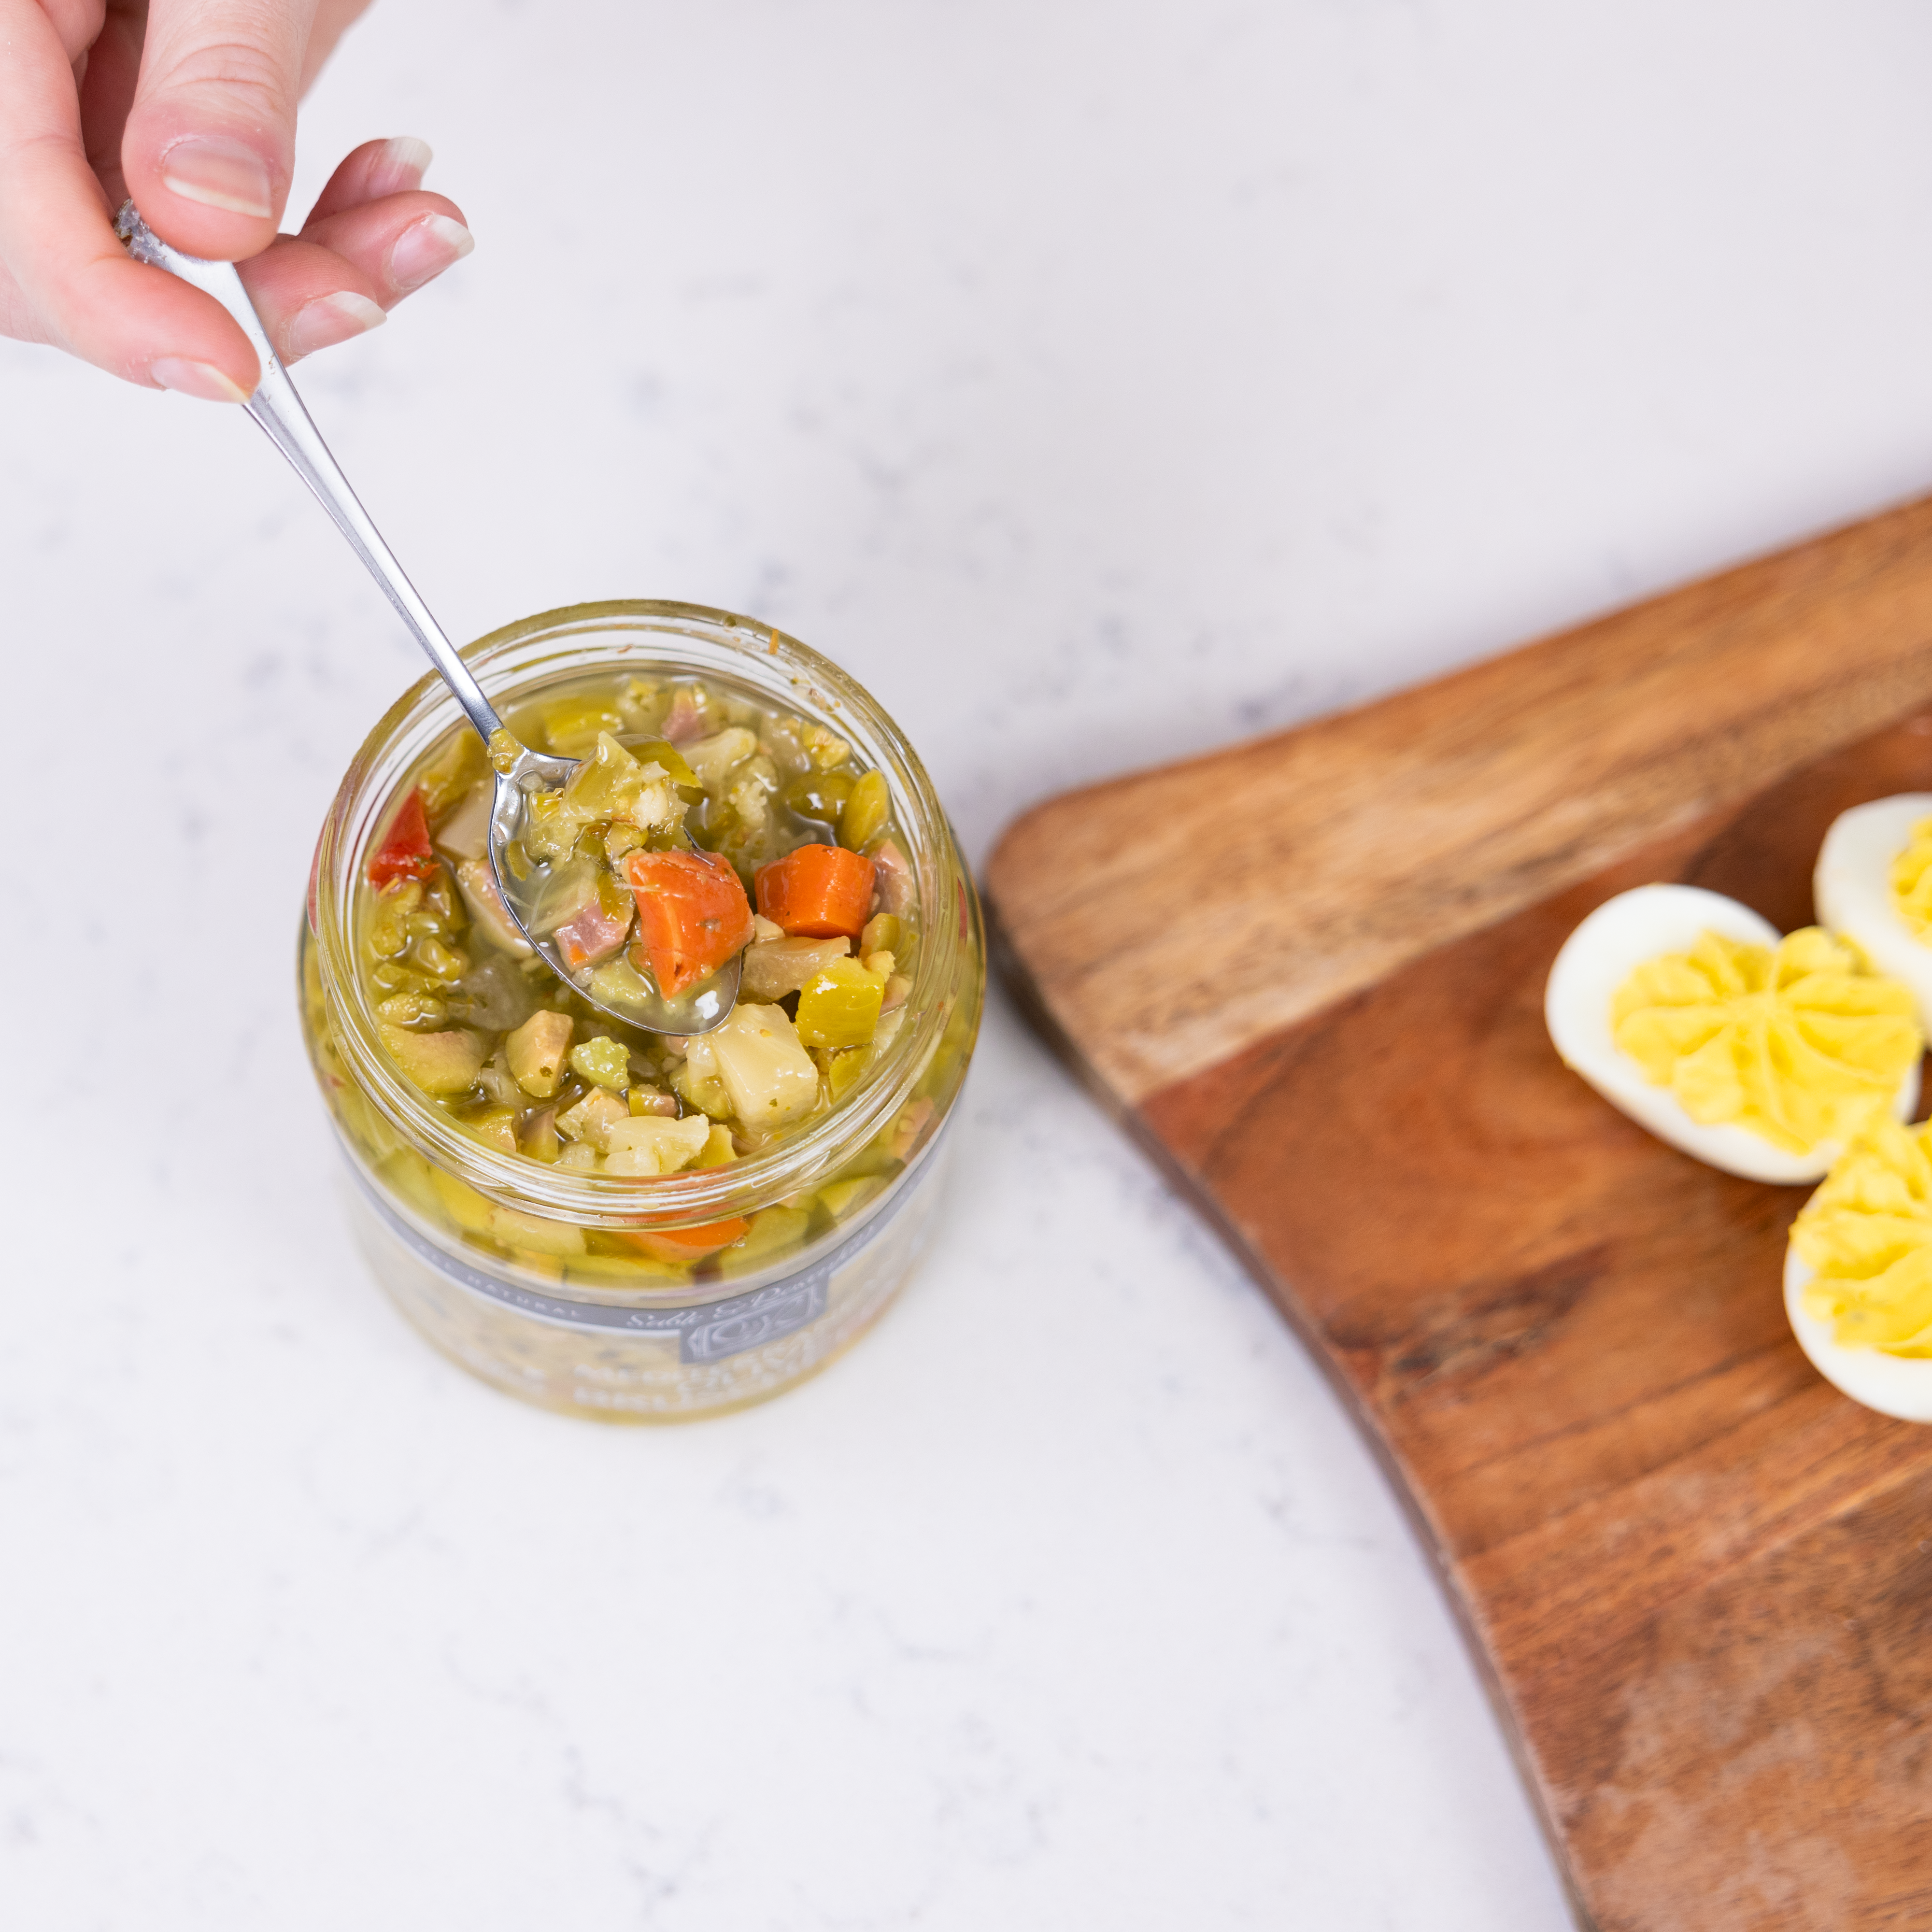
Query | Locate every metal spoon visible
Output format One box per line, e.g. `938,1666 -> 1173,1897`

115,202 -> 740,1036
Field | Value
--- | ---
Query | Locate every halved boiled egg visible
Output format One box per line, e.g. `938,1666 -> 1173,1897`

1545,883 -> 1921,1182
1784,1116 -> 1932,1421
1813,794 -> 1932,1027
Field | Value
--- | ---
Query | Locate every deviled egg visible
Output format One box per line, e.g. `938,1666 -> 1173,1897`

1785,1116 -> 1932,1421
1545,883 -> 1921,1182
1813,794 -> 1932,1028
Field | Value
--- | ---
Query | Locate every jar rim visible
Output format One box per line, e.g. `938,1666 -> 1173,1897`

311,599 -> 971,1231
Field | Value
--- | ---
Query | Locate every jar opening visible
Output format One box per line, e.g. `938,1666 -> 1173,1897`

310,601 -> 974,1233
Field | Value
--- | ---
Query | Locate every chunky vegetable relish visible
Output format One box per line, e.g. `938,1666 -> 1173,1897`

359,670 -> 920,1181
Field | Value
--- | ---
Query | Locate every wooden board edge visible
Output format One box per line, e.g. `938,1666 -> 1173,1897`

984,489 -> 1932,1112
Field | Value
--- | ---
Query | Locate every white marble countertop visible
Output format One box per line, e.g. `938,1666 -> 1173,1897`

7,4 -> 1932,1925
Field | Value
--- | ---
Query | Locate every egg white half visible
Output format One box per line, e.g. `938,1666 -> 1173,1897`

1813,793 -> 1932,1030
1784,1246 -> 1932,1422
1544,882 -> 1920,1183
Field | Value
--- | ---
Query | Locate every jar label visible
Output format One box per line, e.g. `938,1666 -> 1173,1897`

348,1127 -> 944,1362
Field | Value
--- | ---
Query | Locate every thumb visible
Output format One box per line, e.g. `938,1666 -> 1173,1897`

120,0 -> 316,261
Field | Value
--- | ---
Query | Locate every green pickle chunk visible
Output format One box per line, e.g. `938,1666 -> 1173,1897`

506,1010 -> 572,1096
781,769 -> 853,833
841,768 -> 891,852
381,1025 -> 485,1094
568,1036 -> 633,1089
721,1206 -> 812,1275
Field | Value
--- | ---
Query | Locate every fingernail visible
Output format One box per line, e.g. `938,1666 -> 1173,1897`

285,290 -> 387,359
159,136 -> 275,218
149,357 -> 253,404
388,213 -> 474,294
367,135 -> 434,198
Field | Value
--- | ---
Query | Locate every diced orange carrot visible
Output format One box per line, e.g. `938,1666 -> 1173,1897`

368,789 -> 438,887
755,843 -> 876,940
625,848 -> 755,996
613,1217 -> 751,1263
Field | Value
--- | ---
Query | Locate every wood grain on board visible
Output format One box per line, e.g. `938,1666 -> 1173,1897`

992,495 -> 1932,1106
983,497 -> 1932,1932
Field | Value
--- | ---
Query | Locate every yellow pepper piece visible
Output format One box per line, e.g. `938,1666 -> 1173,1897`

824,1045 -> 870,1102
1610,927 -> 1920,1154
430,1168 -> 496,1234
417,728 -> 487,820
541,696 -> 626,759
819,1174 -> 887,1222
630,737 -> 698,788
795,957 -> 884,1051
489,1204 -> 587,1259
465,1106 -> 519,1154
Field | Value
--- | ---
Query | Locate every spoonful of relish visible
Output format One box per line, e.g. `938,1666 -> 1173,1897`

117,202 -> 747,1035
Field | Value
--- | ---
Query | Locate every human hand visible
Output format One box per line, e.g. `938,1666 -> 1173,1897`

0,0 -> 474,398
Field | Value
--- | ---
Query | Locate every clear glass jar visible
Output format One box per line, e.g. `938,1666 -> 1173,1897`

299,600 -> 983,1421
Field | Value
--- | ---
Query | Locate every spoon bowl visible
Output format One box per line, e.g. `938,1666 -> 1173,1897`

484,739 -> 744,1032
117,202 -> 741,1037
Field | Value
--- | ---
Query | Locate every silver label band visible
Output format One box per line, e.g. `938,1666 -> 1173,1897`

347,1122 -> 944,1361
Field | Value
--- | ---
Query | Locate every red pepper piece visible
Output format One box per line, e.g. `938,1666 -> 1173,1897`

367,789 -> 438,888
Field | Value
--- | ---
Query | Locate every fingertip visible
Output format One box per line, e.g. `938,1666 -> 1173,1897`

369,135 -> 434,196
149,356 -> 254,403
123,115 -> 286,259
284,288 -> 385,361
296,192 -> 475,306
305,136 -> 437,224
79,257 -> 262,396
233,236 -> 394,362
389,213 -> 474,296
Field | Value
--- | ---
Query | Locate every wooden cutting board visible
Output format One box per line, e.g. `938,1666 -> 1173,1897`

983,496 -> 1932,1932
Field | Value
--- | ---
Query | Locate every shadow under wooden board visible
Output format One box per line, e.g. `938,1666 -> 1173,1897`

983,495 -> 1932,1932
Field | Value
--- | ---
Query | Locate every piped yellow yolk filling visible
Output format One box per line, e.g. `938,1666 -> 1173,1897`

1610,928 -> 1920,1154
1792,1117 -> 1932,1355
1888,814 -> 1932,937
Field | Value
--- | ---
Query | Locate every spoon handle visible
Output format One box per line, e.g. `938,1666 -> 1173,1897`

115,202 -> 504,749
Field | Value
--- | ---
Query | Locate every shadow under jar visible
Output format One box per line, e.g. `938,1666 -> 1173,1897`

300,601 -> 984,1421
